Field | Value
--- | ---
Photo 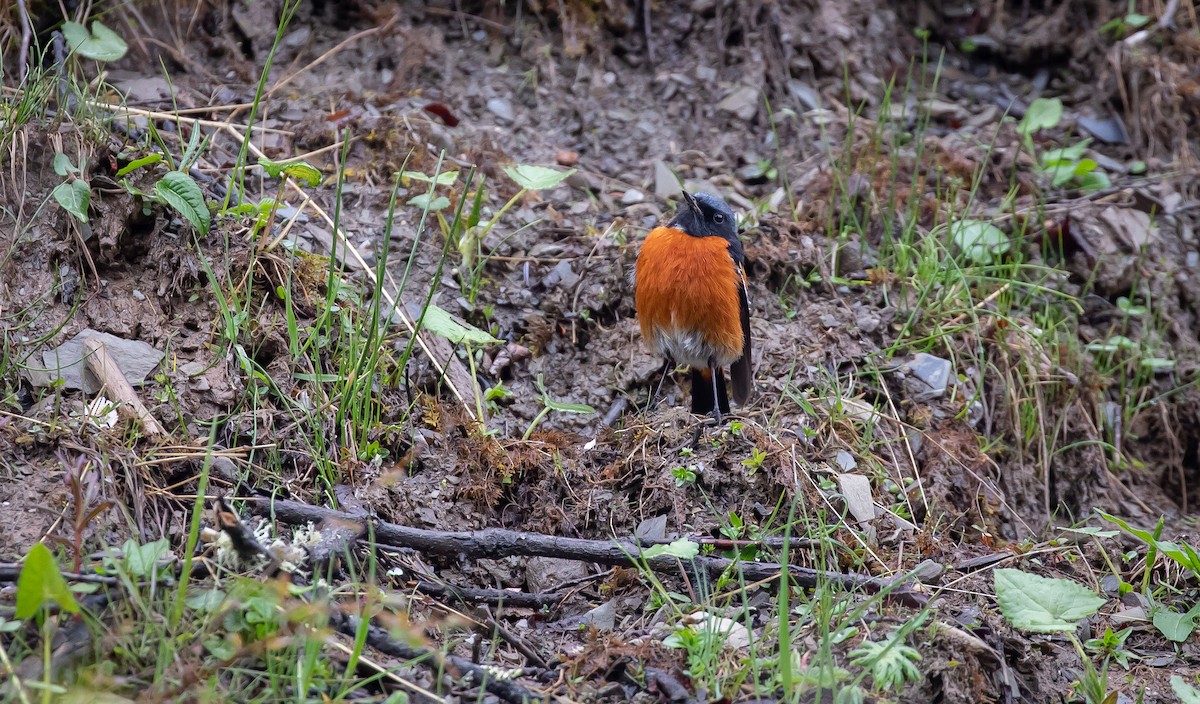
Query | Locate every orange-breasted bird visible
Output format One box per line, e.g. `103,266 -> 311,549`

635,191 -> 753,422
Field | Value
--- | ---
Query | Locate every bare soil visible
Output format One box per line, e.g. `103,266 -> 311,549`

3,0 -> 1200,702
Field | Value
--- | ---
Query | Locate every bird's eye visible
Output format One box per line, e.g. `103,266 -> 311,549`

713,213 -> 725,224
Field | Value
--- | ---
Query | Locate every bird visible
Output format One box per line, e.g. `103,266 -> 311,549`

634,190 -> 753,423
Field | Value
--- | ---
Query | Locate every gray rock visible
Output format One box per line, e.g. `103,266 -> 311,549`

904,352 -> 953,401
1078,115 -> 1128,145
621,189 -> 645,205
32,329 -> 164,393
834,449 -> 857,472
718,86 -> 759,120
525,556 -> 589,594
654,160 -> 681,200
486,97 -> 514,123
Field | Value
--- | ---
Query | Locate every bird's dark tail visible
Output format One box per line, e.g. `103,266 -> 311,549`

690,367 -> 730,416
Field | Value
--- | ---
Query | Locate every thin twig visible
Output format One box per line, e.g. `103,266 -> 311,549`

250,498 -> 927,607
15,0 -> 32,85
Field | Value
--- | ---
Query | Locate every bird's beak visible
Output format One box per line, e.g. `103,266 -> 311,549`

680,190 -> 700,215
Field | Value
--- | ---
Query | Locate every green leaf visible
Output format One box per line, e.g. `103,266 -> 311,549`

257,157 -> 322,186
52,180 -> 91,222
1018,97 -> 1063,136
408,193 -> 451,212
53,152 -> 77,176
1140,357 -> 1175,372
116,153 -> 164,177
1073,159 -> 1098,176
61,20 -> 128,62
15,543 -> 80,619
503,164 -> 575,191
543,397 -> 597,414
993,568 -> 1105,633
1041,141 -> 1090,164
950,218 -> 1009,265
1077,171 -> 1112,191
1171,675 -> 1200,703
418,304 -> 503,345
1128,160 -> 1147,175
643,539 -> 700,560
402,170 -> 459,186
1125,13 -> 1151,28
186,588 -> 227,613
123,538 -> 169,578
154,170 -> 210,234
1096,511 -> 1200,573
1154,605 -> 1199,642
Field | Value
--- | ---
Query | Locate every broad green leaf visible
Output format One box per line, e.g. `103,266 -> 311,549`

402,170 -> 459,186
1171,675 -> 1200,703
257,157 -> 321,186
1154,605 -> 1199,642
950,218 -> 1009,265
1073,159 -> 1099,176
503,164 -> 575,191
1077,171 -> 1112,191
1041,141 -> 1090,164
154,170 -> 210,234
408,193 -> 450,212
53,152 -> 77,176
61,20 -> 128,62
116,153 -> 164,177
418,304 -> 503,345
643,539 -> 700,560
123,538 -> 169,578
15,543 -> 80,619
1018,97 -> 1063,136
993,568 -> 1105,633
52,180 -> 90,222
186,588 -> 227,613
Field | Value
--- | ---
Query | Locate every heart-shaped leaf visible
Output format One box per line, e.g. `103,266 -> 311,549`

994,568 -> 1105,634
52,180 -> 90,222
950,218 -> 1009,265
61,20 -> 128,62
15,543 -> 80,619
1018,97 -> 1063,136
257,157 -> 322,186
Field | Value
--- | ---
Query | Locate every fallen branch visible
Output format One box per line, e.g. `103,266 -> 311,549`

82,338 -> 166,437
412,580 -> 569,610
331,611 -> 545,704
249,498 -> 927,607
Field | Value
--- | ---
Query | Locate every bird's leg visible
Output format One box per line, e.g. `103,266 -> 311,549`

648,356 -> 673,411
709,359 -> 723,426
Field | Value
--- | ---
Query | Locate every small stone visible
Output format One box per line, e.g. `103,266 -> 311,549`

904,352 -> 953,401
834,449 -> 857,472
556,150 -> 579,166
856,312 -> 880,333
486,97 -> 514,123
654,160 -> 681,200
837,473 -> 875,524
695,65 -> 717,82
1078,115 -> 1128,145
131,289 -> 146,301
717,85 -> 759,120
621,189 -> 645,205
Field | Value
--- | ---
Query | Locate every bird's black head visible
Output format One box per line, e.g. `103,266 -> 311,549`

670,191 -> 743,262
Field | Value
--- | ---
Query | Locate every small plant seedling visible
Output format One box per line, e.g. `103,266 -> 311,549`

1100,1 -> 1151,39
1016,97 -> 1111,192
1084,627 -> 1136,669
742,447 -> 768,473
672,465 -> 698,487
848,633 -> 923,694
521,374 -> 597,440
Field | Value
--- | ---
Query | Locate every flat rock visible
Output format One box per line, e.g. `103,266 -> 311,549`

31,329 -> 164,393
486,97 -> 514,123
654,160 -> 681,200
904,352 -> 952,401
717,85 -> 759,120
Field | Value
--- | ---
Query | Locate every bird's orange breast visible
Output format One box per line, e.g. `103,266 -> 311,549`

635,227 -> 744,367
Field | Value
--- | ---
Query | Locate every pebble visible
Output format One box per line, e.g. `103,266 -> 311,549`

486,97 -> 514,123
132,289 -> 146,301
621,189 -> 645,205
654,160 -> 681,199
717,85 -> 759,120
556,150 -> 579,167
